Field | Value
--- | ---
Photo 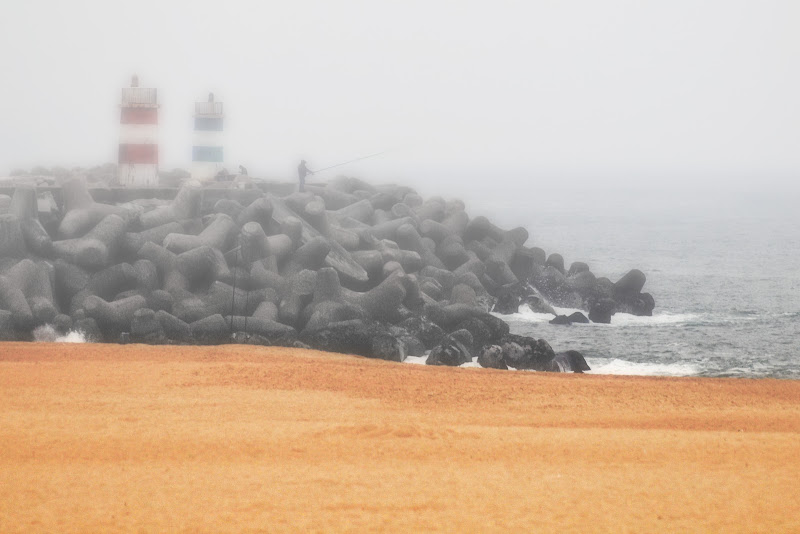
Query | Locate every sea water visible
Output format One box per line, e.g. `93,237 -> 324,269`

486,186 -> 800,379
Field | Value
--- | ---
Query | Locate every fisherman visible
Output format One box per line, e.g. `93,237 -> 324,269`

239,165 -> 248,176
298,160 -> 314,192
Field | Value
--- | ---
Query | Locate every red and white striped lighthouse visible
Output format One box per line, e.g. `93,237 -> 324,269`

118,75 -> 159,187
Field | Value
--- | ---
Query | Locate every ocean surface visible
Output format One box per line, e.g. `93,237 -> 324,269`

480,186 -> 800,379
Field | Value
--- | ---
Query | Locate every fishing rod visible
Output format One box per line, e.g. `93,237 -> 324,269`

312,150 -> 388,174
228,244 -> 249,339
229,245 -> 240,337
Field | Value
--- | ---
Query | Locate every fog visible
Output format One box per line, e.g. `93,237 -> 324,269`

2,0 -> 798,203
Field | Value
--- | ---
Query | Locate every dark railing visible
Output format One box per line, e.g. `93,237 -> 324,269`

120,88 -> 158,107
195,101 -> 223,116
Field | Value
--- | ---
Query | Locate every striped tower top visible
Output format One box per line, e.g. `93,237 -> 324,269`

118,75 -> 159,187
192,93 -> 224,182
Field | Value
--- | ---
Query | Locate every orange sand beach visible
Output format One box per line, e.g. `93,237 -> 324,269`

1,342 -> 799,532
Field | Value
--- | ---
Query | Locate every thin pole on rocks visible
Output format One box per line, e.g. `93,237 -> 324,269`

242,243 -> 250,338
229,245 -> 242,338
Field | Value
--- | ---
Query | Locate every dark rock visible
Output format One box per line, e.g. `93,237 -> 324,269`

454,318 -> 491,352
500,342 -> 527,369
500,333 -> 556,370
477,345 -> 507,370
300,320 -> 404,362
53,314 -> 72,335
614,269 -> 646,296
189,314 -> 231,344
232,331 -> 298,348
427,334 -> 471,366
616,292 -> 655,316
520,294 -> 556,315
399,316 -> 445,350
567,262 -> 590,277
398,334 -> 426,356
588,298 -> 616,324
303,301 -> 366,333
419,278 -> 444,300
370,333 -> 405,362
0,310 -> 17,340
528,247 -> 547,265
485,259 -> 519,287
508,249 -> 537,281
492,290 -> 520,315
565,270 -> 596,295
450,283 -> 478,307
473,312 -> 510,345
130,308 -> 167,343
156,310 -> 192,342
147,289 -> 174,313
545,350 -> 591,373
449,329 -> 475,359
226,316 -> 297,345
475,294 -> 496,313
592,277 -> 615,300
545,253 -> 565,274
478,272 -> 501,295
534,266 -> 567,300
84,294 -> 147,338
567,311 -> 590,324
549,315 -> 572,325
427,305 -> 508,343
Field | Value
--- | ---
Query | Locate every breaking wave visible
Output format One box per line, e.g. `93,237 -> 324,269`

499,306 -> 701,327
32,325 -> 89,343
56,330 -> 89,343
585,358 -> 700,376
405,353 -> 698,377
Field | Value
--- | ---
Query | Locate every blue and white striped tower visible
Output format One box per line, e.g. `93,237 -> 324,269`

192,93 -> 224,182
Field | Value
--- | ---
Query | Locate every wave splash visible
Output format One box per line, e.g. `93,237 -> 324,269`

586,358 -> 700,376
500,306 -> 700,326
32,325 -> 88,343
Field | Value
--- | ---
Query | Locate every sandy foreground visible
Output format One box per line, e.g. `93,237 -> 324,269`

1,343 -> 799,533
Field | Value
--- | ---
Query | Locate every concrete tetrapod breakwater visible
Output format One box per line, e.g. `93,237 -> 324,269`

0,175 -> 655,371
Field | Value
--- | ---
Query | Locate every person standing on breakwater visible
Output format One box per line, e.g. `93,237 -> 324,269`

298,160 -> 314,192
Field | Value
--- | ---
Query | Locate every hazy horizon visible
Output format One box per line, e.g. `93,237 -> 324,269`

2,0 -> 798,197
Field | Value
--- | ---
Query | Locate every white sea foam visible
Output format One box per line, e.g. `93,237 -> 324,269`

586,358 -> 700,376
56,330 -> 88,343
32,325 -> 89,343
403,355 -> 481,368
32,324 -> 59,342
609,312 -> 700,326
551,306 -> 585,316
499,307 -> 700,327
406,354 -> 699,377
497,307 -> 556,323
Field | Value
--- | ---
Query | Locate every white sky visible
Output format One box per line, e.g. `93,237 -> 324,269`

1,0 -> 798,197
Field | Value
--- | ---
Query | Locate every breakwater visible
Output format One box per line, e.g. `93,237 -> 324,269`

0,176 -> 654,372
